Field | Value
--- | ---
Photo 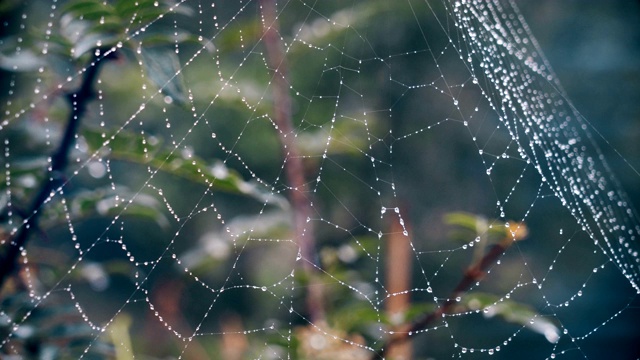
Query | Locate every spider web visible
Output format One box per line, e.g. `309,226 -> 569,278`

1,0 -> 639,358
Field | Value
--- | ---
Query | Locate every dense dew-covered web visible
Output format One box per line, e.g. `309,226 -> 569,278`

1,0 -> 639,358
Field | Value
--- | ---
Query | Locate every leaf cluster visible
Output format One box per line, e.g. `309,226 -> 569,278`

0,292 -> 114,359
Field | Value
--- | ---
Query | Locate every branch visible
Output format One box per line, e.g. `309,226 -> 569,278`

259,0 -> 324,322
0,51 -> 112,292
372,235 -> 519,359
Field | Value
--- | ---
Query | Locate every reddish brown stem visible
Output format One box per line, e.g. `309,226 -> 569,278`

385,211 -> 413,360
259,0 -> 324,322
373,237 -> 514,359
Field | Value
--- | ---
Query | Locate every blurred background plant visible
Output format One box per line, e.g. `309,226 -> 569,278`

0,0 -> 639,359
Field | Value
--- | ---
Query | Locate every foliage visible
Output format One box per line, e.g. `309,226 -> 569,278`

0,292 -> 114,359
1,1 -> 634,359
0,0 -> 551,357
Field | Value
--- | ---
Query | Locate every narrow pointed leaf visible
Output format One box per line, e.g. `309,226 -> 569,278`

463,292 -> 560,343
140,46 -> 187,105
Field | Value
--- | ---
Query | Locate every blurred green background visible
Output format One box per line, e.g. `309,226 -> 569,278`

0,0 -> 639,359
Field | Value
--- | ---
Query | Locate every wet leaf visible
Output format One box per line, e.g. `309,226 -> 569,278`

0,49 -> 46,72
68,186 -> 170,228
115,0 -> 193,25
331,302 -> 389,332
0,157 -> 49,179
72,32 -> 120,59
296,322 -> 370,360
138,30 -> 215,53
462,292 -> 560,343
82,128 -> 288,207
404,302 -> 438,324
62,0 -> 114,17
445,212 -> 527,244
214,18 -> 262,52
180,210 -> 291,268
297,114 -> 380,157
88,19 -> 125,37
140,46 -> 187,105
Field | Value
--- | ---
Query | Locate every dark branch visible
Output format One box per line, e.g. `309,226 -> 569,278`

372,236 -> 517,359
0,51 -> 111,292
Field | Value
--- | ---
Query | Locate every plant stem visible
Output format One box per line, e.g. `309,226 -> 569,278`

0,51 -> 109,293
385,210 -> 413,360
259,0 -> 324,322
373,236 -> 515,359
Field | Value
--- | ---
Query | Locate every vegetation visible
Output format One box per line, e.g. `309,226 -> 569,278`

0,1 -> 638,359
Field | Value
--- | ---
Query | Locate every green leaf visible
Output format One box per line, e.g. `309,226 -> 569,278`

40,184 -> 168,228
60,15 -> 92,44
82,127 -> 159,157
444,212 -> 485,232
164,1 -> 195,17
69,187 -> 170,228
140,46 -> 187,105
46,322 -> 95,339
73,8 -> 117,22
115,0 -> 193,24
297,114 -> 381,157
0,49 -> 46,72
292,2 -> 381,52
462,292 -> 560,343
213,18 -> 262,52
115,0 -> 160,19
81,128 -> 289,207
114,0 -> 153,17
330,302 -> 388,332
63,2 -> 121,33
89,18 -> 127,36
180,210 -> 291,269
62,0 -> 114,17
137,29 -> 215,53
444,212 -> 527,246
267,329 -> 300,360
0,157 -> 49,179
72,32 -> 121,59
404,302 -> 438,324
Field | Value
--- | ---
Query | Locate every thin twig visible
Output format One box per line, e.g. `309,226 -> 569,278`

259,0 -> 324,322
0,51 -> 111,292
373,236 -> 517,359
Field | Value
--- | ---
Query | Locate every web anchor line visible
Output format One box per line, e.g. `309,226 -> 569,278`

449,0 -> 640,292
